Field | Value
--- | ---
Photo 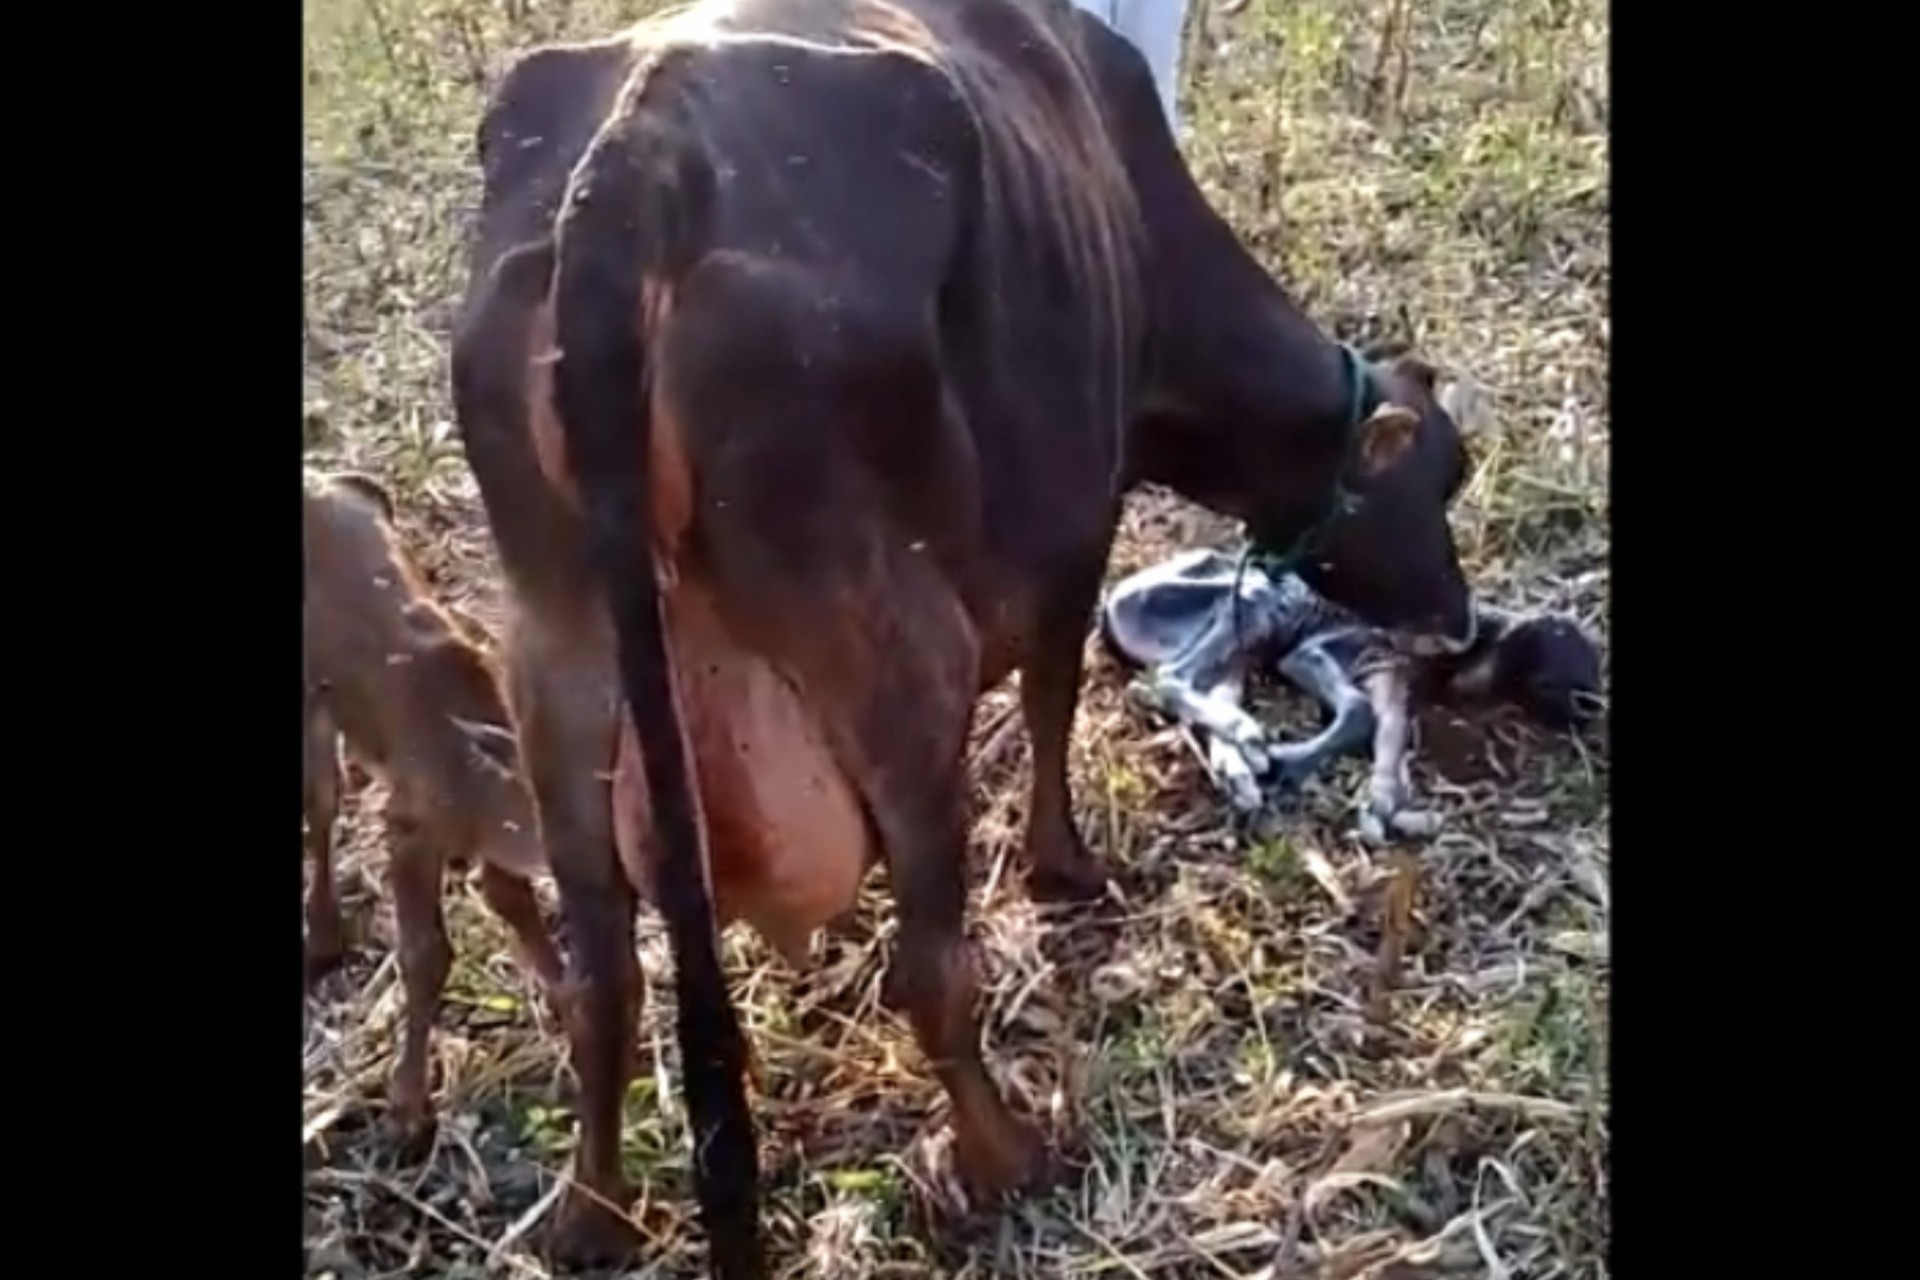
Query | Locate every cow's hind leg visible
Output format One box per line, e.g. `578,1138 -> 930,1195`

814,591 -> 1047,1202
668,259 -> 1045,1202
710,551 -> 1044,1199
889,771 -> 1048,1199
1019,554 -> 1113,903
504,612 -> 644,1267
736,556 -> 1044,1200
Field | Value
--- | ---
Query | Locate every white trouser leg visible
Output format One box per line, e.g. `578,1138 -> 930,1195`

1111,0 -> 1188,131
1064,0 -> 1121,22
1063,0 -> 1186,132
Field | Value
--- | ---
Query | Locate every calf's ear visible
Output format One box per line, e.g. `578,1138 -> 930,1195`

452,716 -> 521,780
1357,403 -> 1421,476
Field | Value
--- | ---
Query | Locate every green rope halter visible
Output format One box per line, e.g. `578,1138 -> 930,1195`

1244,342 -> 1379,579
1223,344 -> 1381,659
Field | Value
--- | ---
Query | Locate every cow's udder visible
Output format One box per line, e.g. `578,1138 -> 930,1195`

610,582 -> 871,968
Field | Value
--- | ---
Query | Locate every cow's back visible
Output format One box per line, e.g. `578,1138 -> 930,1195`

655,0 -> 1146,595
469,36 -> 641,282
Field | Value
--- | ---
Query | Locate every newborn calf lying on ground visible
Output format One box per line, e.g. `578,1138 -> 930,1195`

303,469 -> 563,1145
1101,548 -> 1599,839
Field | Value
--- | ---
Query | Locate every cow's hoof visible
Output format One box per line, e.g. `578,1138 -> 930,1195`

879,956 -> 908,1014
544,1189 -> 643,1270
384,1101 -> 438,1164
304,946 -> 346,992
955,1115 -> 1052,1205
1026,859 -> 1110,905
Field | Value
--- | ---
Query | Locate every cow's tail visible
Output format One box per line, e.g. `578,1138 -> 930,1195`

549,60 -> 763,1280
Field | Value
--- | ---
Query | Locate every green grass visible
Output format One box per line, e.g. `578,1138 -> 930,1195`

303,1 -> 1609,1276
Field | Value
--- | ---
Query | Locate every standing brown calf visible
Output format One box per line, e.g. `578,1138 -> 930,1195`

302,469 -> 564,1145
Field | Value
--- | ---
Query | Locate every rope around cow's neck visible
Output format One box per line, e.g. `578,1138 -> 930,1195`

1229,343 -> 1378,652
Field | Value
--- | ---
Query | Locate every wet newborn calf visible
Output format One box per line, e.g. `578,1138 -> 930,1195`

1101,548 -> 1599,838
303,470 -> 563,1144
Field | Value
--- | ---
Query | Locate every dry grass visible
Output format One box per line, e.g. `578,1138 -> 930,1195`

302,0 -> 1609,1276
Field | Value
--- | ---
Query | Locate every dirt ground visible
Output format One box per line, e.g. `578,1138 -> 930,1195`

303,1 -> 1609,1276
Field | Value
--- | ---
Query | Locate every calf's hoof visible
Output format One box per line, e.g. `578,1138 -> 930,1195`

1358,803 -> 1440,845
955,1114 -> 1052,1206
535,981 -> 579,1031
544,1188 -> 643,1270
1357,808 -> 1389,845
1389,808 -> 1442,840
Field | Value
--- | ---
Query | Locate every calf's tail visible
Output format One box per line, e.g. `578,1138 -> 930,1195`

549,66 -> 764,1280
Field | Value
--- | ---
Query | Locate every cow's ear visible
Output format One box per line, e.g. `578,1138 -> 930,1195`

1357,403 -> 1421,476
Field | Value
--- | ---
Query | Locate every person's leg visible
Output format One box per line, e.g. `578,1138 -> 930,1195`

1113,0 -> 1190,131
1066,0 -> 1121,25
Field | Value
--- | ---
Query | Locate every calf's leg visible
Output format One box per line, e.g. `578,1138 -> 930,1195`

1130,606 -> 1272,800
477,862 -> 566,995
303,704 -> 346,988
383,801 -> 453,1152
1357,665 -> 1440,841
504,613 -> 643,1267
1203,731 -> 1268,814
1265,641 -> 1377,790
1361,665 -> 1414,822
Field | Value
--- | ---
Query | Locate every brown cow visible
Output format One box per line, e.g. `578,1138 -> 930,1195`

450,1 -> 1477,1273
302,469 -> 564,1146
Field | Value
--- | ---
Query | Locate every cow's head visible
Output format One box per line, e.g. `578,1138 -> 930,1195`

1245,348 -> 1477,654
